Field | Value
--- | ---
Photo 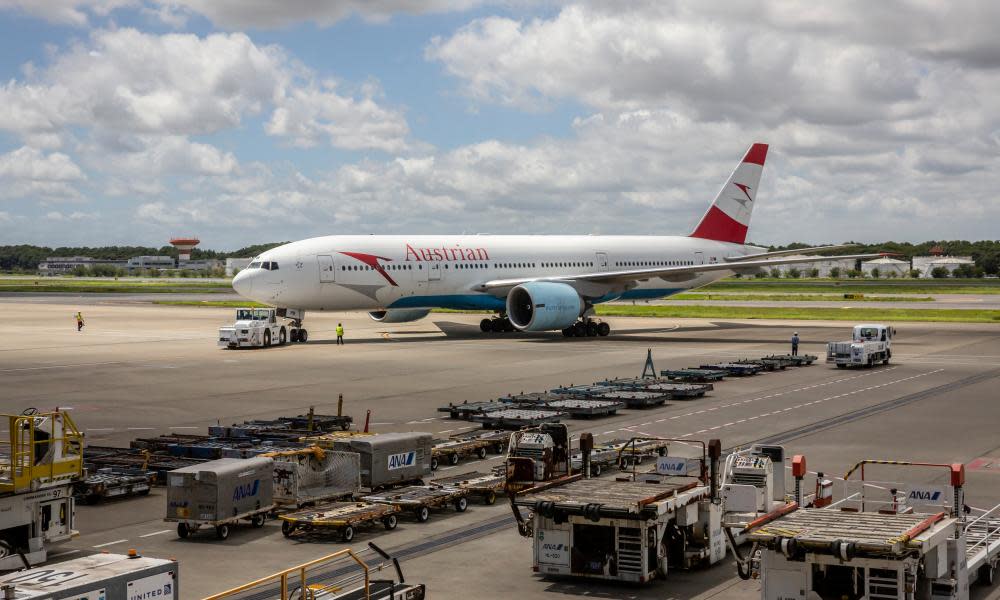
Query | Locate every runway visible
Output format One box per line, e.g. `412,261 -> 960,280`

2,299 -> 999,598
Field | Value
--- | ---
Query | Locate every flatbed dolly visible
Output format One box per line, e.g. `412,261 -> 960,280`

361,484 -> 471,523
438,400 -> 518,420
539,398 -> 623,418
430,471 -> 505,505
549,384 -> 617,396
73,467 -> 153,504
431,436 -> 494,470
473,408 -> 565,429
591,390 -> 670,407
661,368 -> 728,382
449,429 -> 510,453
279,501 -> 401,542
762,353 -> 817,366
700,362 -> 762,376
599,377 -> 713,399
733,358 -> 784,372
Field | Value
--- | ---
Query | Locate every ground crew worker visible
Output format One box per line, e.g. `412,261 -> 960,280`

336,322 -> 344,345
75,311 -> 85,332
791,331 -> 800,356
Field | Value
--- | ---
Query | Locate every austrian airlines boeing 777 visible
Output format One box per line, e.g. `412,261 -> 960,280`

231,144 -> 877,340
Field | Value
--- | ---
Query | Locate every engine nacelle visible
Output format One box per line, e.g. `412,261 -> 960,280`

368,308 -> 431,323
506,281 -> 584,332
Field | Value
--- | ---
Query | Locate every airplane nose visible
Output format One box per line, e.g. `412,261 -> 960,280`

232,270 -> 253,297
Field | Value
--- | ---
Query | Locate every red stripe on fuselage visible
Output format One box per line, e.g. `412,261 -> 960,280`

742,143 -> 768,166
340,251 -> 398,287
690,205 -> 749,244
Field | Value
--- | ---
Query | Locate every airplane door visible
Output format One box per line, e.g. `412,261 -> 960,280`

694,251 -> 704,265
595,252 -> 609,271
428,263 -> 441,281
318,255 -> 336,282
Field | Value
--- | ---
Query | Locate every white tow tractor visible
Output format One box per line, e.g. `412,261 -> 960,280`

218,307 -> 308,349
826,323 -> 894,368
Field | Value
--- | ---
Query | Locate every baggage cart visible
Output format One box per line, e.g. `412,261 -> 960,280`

540,398 -> 623,418
0,552 -> 178,599
431,437 -> 494,470
599,377 -> 713,400
591,389 -> 670,408
733,358 -> 782,372
699,362 -> 762,376
450,429 -> 510,454
332,432 -> 433,490
473,408 -> 566,429
361,484 -> 471,523
73,467 -> 154,504
165,457 -> 275,540
279,501 -> 401,542
763,353 -> 817,366
661,368 -> 728,382
438,400 -> 516,420
430,470 -> 505,505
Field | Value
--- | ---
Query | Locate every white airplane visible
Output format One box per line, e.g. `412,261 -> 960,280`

232,143 -> 879,340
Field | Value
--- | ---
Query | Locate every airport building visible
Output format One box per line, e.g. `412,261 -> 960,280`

861,256 -> 910,278
127,255 -> 176,271
912,254 -> 975,278
225,257 -> 252,276
37,256 -> 128,275
771,255 -> 858,277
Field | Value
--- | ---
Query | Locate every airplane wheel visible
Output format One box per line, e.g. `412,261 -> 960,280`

480,319 -> 492,332
573,322 -> 587,337
597,322 -> 611,337
298,329 -> 308,343
491,319 -> 505,333
586,322 -> 599,337
562,327 -> 574,337
503,318 -> 515,332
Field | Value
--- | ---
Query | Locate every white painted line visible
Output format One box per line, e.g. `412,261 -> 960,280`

93,539 -> 128,548
127,427 -> 155,431
0,361 -> 124,373
88,428 -> 114,432
139,529 -> 171,538
370,422 -> 395,426
169,426 -> 199,430
438,429 -> 454,434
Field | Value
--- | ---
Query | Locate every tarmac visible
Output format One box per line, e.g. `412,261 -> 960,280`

2,298 -> 1000,599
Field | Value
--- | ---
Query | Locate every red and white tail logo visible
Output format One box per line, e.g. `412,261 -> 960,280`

690,143 -> 768,244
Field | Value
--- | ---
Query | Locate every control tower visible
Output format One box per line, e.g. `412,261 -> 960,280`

170,237 -> 200,263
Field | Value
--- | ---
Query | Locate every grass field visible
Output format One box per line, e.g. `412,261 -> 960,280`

701,278 -> 1000,295
593,304 -> 1000,323
0,278 -> 231,293
672,292 -> 934,302
153,300 -> 267,308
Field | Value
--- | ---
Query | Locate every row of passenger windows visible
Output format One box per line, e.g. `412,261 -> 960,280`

247,261 -> 279,270
616,260 -> 692,267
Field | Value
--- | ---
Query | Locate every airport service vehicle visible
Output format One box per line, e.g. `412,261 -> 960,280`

280,501 -> 402,541
165,457 -> 275,540
826,323 -> 894,368
0,409 -> 83,570
739,459 -> 1000,600
230,143 -> 883,339
332,433 -> 433,491
510,438 -> 726,583
504,424 -> 572,491
0,552 -> 179,600
218,307 -> 306,348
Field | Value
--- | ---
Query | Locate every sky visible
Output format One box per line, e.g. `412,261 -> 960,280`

0,1 -> 998,250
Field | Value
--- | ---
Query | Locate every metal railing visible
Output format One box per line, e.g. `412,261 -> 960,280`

0,410 -> 83,494
964,502 -> 1000,560
203,548 -> 371,600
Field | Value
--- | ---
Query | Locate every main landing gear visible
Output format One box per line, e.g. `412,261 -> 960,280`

562,318 -> 610,338
480,316 -> 515,333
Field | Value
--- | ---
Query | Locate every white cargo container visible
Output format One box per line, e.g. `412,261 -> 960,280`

165,457 -> 275,540
0,553 -> 178,599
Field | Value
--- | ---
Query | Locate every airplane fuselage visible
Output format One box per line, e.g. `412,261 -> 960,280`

233,234 -> 760,312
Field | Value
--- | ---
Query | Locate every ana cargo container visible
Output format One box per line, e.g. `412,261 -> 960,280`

333,433 -> 432,491
0,552 -> 178,600
265,447 -> 360,507
165,456 -> 275,540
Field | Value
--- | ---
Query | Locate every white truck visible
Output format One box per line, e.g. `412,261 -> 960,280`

218,307 -> 307,348
826,323 -> 894,368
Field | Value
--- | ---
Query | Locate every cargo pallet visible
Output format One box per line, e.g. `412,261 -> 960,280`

84,446 -> 205,483
599,377 -> 713,400
591,390 -> 670,408
539,398 -> 623,418
472,408 -> 565,429
699,362 -> 762,376
449,429 -> 509,453
661,368 -> 728,382
361,484 -> 471,523
438,400 -> 519,420
73,467 -> 153,504
430,471 -> 505,505
431,437 -> 495,470
734,358 -> 784,372
762,353 -> 817,366
280,501 -> 401,542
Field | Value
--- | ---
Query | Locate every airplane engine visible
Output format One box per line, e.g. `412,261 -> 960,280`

506,281 -> 584,332
368,308 -> 431,323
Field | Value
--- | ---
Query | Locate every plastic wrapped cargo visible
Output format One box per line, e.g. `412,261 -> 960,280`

271,449 -> 360,506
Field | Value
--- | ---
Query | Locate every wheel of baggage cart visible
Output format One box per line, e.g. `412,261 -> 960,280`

657,447 -> 667,456
278,327 -> 287,345
476,446 -> 488,459
177,523 -> 190,539
634,455 -> 644,465
299,329 -> 308,343
484,491 -> 497,505
263,330 -> 271,348
493,442 -> 505,454
591,463 -> 602,477
597,322 -> 610,337
281,520 -> 295,537
383,514 -> 398,530
340,421 -> 351,431
431,456 -> 439,471
341,525 -> 355,542
454,497 -> 468,512
448,452 -> 460,466
216,524 -> 230,540
979,562 -> 996,585
415,506 -> 430,523
251,514 -> 266,528
480,319 -> 492,332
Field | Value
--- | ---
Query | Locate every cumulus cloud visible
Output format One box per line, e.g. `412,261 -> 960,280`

0,0 -> 133,27
0,146 -> 86,200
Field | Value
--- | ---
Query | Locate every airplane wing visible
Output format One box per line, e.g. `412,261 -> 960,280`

723,244 -> 860,262
477,252 -> 885,294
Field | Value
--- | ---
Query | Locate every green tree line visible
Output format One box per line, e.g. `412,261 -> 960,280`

763,240 -> 1000,275
0,242 -> 287,273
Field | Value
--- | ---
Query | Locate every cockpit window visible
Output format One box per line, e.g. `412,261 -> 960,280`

248,261 -> 261,269
270,262 -> 278,270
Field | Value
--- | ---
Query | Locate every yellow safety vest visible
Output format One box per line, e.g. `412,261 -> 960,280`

336,326 -> 344,336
